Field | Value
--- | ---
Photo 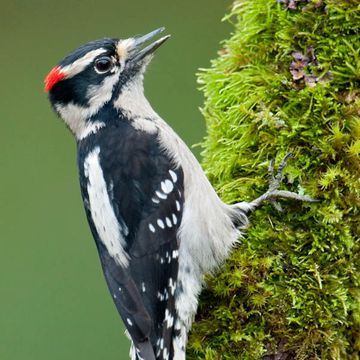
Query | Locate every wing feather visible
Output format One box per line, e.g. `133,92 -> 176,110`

78,124 -> 184,360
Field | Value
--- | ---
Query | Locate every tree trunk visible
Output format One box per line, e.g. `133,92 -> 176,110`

187,1 -> 360,359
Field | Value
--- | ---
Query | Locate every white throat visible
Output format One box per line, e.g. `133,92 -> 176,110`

113,72 -> 158,119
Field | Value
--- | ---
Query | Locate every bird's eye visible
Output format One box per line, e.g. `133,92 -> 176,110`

94,57 -> 113,74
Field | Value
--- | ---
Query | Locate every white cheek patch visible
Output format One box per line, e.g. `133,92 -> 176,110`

84,146 -> 129,267
62,48 -> 107,79
56,73 -> 119,140
86,71 -> 120,110
56,102 -> 90,137
55,102 -> 106,140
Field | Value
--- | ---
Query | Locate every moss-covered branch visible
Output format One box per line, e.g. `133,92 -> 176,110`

187,1 -> 360,359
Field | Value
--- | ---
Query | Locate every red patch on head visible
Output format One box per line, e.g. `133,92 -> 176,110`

44,66 -> 65,92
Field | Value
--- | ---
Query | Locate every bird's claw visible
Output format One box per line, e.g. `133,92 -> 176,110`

270,199 -> 283,212
268,153 -> 293,193
246,153 -> 316,211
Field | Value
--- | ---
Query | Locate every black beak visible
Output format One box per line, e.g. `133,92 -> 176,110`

127,27 -> 171,65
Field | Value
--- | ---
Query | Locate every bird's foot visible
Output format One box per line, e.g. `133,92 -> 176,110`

247,153 -> 316,211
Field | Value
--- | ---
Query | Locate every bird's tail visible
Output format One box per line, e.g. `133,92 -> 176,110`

136,340 -> 156,360
129,338 -> 156,360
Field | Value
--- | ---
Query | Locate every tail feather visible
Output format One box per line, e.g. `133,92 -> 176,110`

133,340 -> 156,360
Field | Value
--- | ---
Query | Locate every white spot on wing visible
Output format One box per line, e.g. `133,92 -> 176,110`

165,217 -> 172,228
164,309 -> 174,329
156,191 -> 167,200
149,223 -> 156,233
176,201 -> 181,212
169,170 -> 178,183
161,179 -> 174,194
157,219 -> 165,229
175,320 -> 181,331
169,278 -> 177,296
84,147 -> 129,267
127,318 -> 133,326
157,291 -> 164,301
172,213 -> 178,225
163,347 -> 169,360
152,197 -> 160,204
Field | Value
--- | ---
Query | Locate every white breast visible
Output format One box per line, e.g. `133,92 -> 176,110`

155,119 -> 241,329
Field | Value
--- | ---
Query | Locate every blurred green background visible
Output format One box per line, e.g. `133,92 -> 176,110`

0,1 -> 230,359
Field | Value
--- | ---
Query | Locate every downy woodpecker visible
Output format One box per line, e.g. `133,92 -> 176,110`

45,28 -> 313,360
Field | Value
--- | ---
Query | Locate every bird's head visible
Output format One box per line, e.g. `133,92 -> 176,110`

45,27 -> 169,139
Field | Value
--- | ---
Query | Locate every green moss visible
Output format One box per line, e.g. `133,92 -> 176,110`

187,1 -> 360,359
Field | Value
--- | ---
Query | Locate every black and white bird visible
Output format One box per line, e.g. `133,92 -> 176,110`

45,28 -> 313,360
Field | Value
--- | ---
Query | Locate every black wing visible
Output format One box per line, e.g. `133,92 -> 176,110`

78,122 -> 184,360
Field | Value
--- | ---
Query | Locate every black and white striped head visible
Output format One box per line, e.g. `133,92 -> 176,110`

45,28 -> 170,139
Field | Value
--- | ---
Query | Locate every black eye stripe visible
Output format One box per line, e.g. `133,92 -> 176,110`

94,56 -> 113,74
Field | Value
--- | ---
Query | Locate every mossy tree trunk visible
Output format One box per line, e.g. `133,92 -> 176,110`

187,1 -> 360,359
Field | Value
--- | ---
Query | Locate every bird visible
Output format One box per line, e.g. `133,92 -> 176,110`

44,27 -> 313,360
